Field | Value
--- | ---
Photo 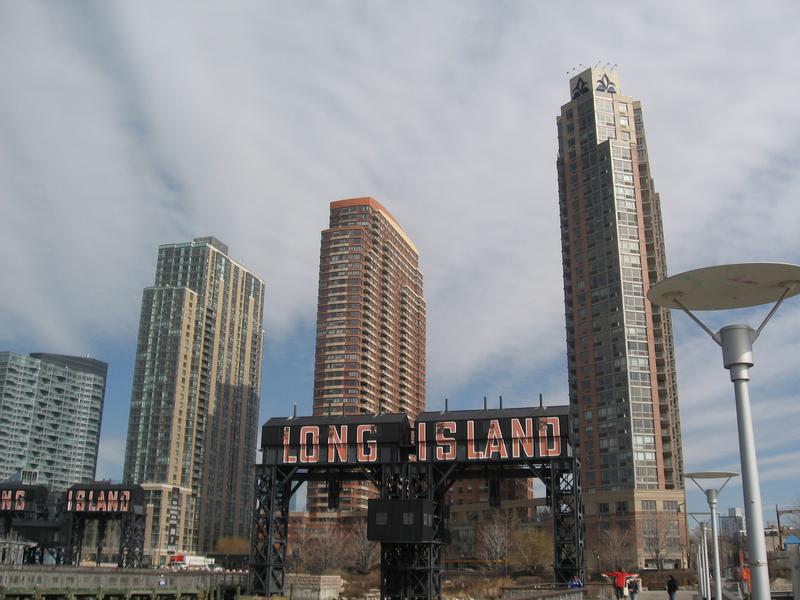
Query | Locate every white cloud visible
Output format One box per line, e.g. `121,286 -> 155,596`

1,2 -> 799,503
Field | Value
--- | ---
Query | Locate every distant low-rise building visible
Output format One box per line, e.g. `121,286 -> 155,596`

720,507 -> 744,541
0,352 -> 107,491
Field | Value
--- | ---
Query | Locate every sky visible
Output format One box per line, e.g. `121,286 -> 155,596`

1,1 -> 799,523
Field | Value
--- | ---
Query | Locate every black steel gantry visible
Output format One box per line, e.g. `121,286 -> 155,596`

0,483 -> 146,567
249,406 -> 583,600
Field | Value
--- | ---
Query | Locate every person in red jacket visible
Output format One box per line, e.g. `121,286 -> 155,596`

603,567 -> 638,599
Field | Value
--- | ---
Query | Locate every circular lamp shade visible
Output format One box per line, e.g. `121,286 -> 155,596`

648,263 -> 800,311
685,471 -> 739,480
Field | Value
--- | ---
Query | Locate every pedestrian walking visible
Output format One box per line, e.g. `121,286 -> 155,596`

603,567 -> 638,600
667,575 -> 679,600
627,577 -> 640,600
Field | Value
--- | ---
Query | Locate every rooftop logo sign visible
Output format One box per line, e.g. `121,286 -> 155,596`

596,73 -> 617,93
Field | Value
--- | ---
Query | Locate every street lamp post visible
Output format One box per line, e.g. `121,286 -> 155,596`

682,508 -> 712,600
701,522 -> 711,600
686,472 -> 739,600
649,262 -> 800,600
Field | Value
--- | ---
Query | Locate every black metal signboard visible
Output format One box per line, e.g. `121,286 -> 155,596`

262,408 -> 568,467
0,484 -> 49,515
415,407 -> 568,463
65,484 -> 144,514
262,413 -> 411,466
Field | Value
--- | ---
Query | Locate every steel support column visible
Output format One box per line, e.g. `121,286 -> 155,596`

119,507 -> 145,568
547,458 -> 583,583
380,462 -> 446,600
250,464 -> 292,596
66,513 -> 85,566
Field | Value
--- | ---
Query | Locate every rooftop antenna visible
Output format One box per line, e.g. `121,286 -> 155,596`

293,403 -> 297,418
444,397 -> 448,412
539,393 -> 544,408
483,396 -> 487,411
499,395 -> 503,410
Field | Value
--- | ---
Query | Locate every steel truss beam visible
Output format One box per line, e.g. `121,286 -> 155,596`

250,458 -> 582,598
66,514 -> 86,565
250,454 -> 582,599
378,462 -> 447,600
528,459 -> 583,583
249,464 -> 294,596
62,509 -> 145,568
119,508 -> 146,568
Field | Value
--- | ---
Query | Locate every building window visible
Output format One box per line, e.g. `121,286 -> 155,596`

618,103 -> 628,114
616,501 -> 628,513
642,500 -> 657,512
598,503 -> 609,514
663,500 -> 679,512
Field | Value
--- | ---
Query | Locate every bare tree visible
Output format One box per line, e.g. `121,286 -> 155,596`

349,519 -> 379,574
643,516 -> 680,570
288,521 -> 313,572
303,521 -> 350,574
599,523 -> 635,570
509,526 -> 551,574
478,510 -> 516,573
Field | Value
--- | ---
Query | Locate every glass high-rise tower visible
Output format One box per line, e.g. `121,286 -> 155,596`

0,352 -> 106,491
556,68 -> 685,568
123,237 -> 265,563
307,198 -> 426,514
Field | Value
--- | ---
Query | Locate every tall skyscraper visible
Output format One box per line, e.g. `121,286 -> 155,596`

0,352 -> 107,491
556,68 -> 685,568
308,197 -> 426,514
123,237 -> 265,564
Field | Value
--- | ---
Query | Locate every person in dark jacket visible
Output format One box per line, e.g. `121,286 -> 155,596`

627,577 -> 640,600
667,575 -> 679,600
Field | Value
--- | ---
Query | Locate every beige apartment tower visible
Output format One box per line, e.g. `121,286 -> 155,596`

556,69 -> 685,569
123,237 -> 265,564
308,198 -> 426,514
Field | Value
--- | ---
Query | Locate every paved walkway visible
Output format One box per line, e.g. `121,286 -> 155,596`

593,591 -> 698,600
637,592 -> 697,600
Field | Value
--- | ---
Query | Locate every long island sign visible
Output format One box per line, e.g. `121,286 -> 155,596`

261,406 -> 570,466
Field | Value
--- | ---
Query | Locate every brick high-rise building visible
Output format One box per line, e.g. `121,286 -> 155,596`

308,198 -> 426,514
123,237 -> 265,564
0,352 -> 106,492
556,68 -> 685,569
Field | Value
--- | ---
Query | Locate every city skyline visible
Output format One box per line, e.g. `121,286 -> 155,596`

2,2 -> 799,524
